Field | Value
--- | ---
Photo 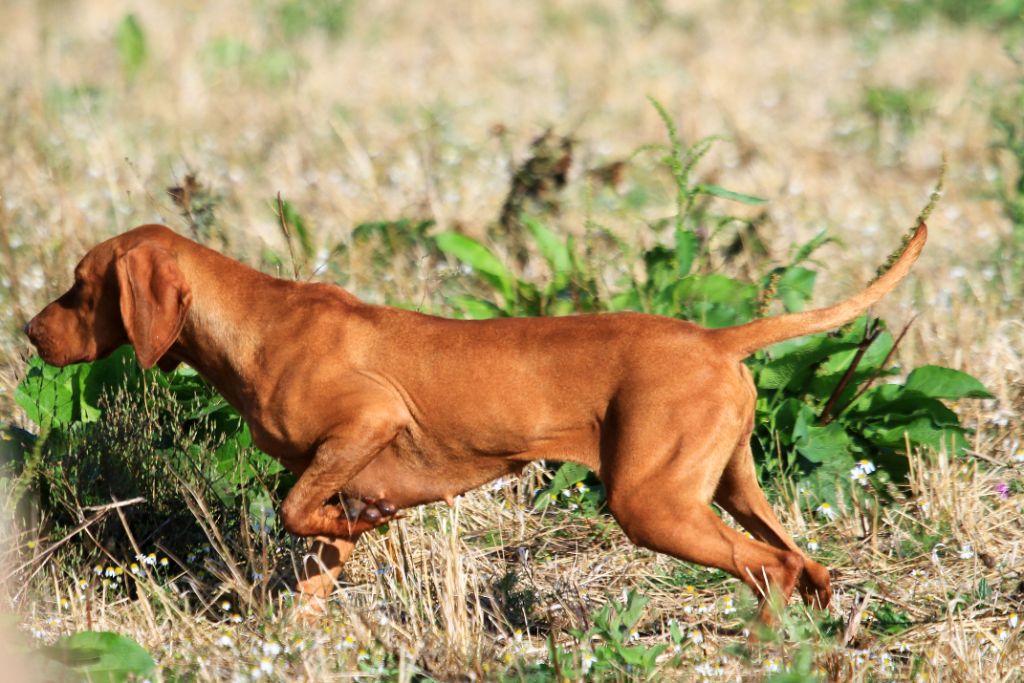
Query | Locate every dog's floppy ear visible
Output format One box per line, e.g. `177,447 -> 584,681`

116,244 -> 192,369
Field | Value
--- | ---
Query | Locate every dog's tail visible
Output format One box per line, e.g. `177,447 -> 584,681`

709,222 -> 927,358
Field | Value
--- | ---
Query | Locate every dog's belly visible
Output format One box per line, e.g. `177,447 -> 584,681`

339,426 -> 597,509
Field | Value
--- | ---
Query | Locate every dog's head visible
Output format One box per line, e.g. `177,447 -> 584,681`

25,225 -> 193,370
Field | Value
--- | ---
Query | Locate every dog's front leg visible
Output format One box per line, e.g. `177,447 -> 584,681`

280,412 -> 406,540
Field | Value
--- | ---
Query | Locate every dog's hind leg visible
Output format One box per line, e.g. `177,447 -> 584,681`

713,443 -> 832,609
602,402 -> 806,626
296,535 -> 360,599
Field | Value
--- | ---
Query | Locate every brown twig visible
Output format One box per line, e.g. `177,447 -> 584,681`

834,315 -> 918,420
3,496 -> 146,583
842,589 -> 874,647
819,318 -> 881,425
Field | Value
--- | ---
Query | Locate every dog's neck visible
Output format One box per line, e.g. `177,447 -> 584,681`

167,248 -> 287,413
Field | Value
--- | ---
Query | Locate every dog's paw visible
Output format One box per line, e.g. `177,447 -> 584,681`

333,496 -> 401,537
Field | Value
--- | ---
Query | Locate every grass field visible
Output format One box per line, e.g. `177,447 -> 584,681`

2,1 -> 1024,680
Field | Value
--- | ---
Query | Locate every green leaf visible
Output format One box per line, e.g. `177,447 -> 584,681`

276,199 -> 315,259
903,365 -> 994,400
674,228 -> 699,277
14,357 -> 76,428
795,421 -> 852,463
435,232 -> 515,303
790,230 -> 832,266
695,183 -> 767,205
115,14 -> 147,80
522,217 -> 572,284
776,266 -> 817,313
45,631 -> 155,683
448,295 -> 504,320
863,417 -> 968,453
534,462 -> 591,509
755,334 -> 859,390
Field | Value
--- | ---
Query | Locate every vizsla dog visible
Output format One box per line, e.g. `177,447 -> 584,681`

25,222 -> 927,623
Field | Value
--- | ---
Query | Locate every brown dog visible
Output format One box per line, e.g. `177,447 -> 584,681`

25,222 -> 927,621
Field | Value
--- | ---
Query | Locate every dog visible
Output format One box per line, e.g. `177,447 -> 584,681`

25,222 -> 927,622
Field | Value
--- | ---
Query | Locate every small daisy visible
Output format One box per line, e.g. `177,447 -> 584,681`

104,566 -> 117,578
217,635 -> 234,648
1008,613 -> 1019,628
958,544 -> 974,560
574,482 -> 589,494
720,596 -> 736,615
628,628 -> 639,642
340,635 -> 356,649
764,658 -> 781,673
816,502 -> 837,520
262,641 -> 282,657
219,600 -> 232,611
581,652 -> 596,673
806,538 -> 820,552
357,649 -> 370,662
856,459 -> 876,475
688,630 -> 704,644
159,557 -> 169,568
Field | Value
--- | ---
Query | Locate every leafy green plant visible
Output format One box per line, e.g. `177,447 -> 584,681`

114,14 -> 147,82
276,0 -> 351,41
11,346 -> 287,567
505,590 -> 671,681
845,0 -> 1024,30
435,216 -> 599,318
443,100 -> 990,515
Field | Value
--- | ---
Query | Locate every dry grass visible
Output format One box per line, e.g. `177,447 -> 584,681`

2,0 -> 1023,680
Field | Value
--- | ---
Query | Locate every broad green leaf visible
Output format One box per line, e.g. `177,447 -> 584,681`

777,266 -> 817,312
755,334 -> 859,390
115,15 -> 147,80
15,357 -> 76,428
608,289 -> 642,312
677,274 -> 758,321
903,365 -> 994,400
696,183 -> 767,205
435,232 -> 515,303
795,422 -> 852,463
45,631 -> 155,683
863,417 -> 968,453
